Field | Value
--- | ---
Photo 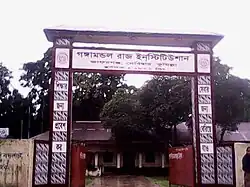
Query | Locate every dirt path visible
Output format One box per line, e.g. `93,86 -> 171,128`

87,175 -> 158,187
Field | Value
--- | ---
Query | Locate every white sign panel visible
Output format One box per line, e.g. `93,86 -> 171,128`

54,80 -> 68,91
52,142 -> 67,153
197,54 -> 210,73
198,85 -> 211,95
53,101 -> 68,112
55,48 -> 70,69
72,49 -> 195,73
198,104 -> 212,114
53,121 -> 67,132
199,123 -> 213,134
0,128 -> 9,138
200,143 -> 214,154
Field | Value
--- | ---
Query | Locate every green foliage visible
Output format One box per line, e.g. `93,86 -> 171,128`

85,177 -> 94,186
100,77 -> 191,142
100,57 -> 250,143
0,63 -> 34,138
18,48 -> 129,136
146,177 -> 169,187
213,57 -> 250,141
140,76 -> 191,129
100,87 -> 147,141
0,62 -> 12,100
1,47 -> 250,143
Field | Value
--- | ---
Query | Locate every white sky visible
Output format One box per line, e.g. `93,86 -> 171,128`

0,0 -> 249,96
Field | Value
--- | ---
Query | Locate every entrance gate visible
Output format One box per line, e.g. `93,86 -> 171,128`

40,26 -> 224,187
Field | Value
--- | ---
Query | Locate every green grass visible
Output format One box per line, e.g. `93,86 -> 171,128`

85,177 -> 93,186
147,177 -> 169,187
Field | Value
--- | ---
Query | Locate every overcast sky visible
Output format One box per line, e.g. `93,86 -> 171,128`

0,0 -> 249,96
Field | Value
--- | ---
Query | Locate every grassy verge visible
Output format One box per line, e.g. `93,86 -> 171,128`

147,177 -> 169,187
85,177 -> 93,186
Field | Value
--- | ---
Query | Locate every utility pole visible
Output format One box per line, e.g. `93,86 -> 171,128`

20,120 -> 23,139
27,106 -> 30,139
41,96 -> 44,133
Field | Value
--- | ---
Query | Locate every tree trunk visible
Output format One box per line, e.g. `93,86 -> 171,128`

172,124 -> 177,146
219,128 -> 226,144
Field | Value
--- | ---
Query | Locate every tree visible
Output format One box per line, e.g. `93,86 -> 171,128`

0,62 -> 12,128
213,57 -> 250,141
20,48 -> 129,135
100,57 -> 250,143
20,48 -> 52,135
0,63 -> 34,138
140,77 -> 191,126
0,62 -> 12,102
100,87 -> 150,142
73,72 -> 129,121
1,90 -> 35,138
138,76 -> 191,143
100,76 -> 190,143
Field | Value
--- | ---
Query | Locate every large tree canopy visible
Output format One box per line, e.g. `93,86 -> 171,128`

19,48 -> 129,136
213,57 -> 250,141
100,57 -> 250,144
2,50 -> 250,142
100,76 -> 191,143
0,63 -> 34,138
0,62 -> 12,101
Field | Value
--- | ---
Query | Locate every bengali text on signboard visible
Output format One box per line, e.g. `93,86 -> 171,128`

72,49 -> 195,73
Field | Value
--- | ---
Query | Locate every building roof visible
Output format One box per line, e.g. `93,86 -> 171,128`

176,122 -> 250,143
32,121 -> 112,141
44,25 -> 223,48
223,122 -> 250,141
32,121 -> 250,143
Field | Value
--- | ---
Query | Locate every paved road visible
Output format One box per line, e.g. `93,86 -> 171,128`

87,175 -> 157,187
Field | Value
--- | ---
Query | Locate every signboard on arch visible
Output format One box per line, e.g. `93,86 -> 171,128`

72,48 -> 195,73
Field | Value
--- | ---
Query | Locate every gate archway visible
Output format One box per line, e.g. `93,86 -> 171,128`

35,26 -> 224,187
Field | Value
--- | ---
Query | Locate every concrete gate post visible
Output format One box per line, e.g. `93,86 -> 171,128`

191,42 -> 217,186
47,38 -> 73,186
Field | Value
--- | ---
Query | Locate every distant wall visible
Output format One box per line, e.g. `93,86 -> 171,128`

0,139 -> 34,187
99,152 -> 116,167
142,152 -> 162,168
135,152 -> 163,168
234,143 -> 250,187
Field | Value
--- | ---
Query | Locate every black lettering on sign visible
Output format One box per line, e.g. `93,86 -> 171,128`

174,55 -> 189,61
200,124 -> 212,133
0,153 -> 22,159
200,87 -> 209,93
201,106 -> 208,112
78,52 -> 113,59
56,102 -> 65,110
56,144 -> 62,151
54,122 -> 67,130
199,86 -> 210,94
55,81 -> 68,90
136,53 -> 150,61
202,145 -> 209,152
117,53 -> 132,59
